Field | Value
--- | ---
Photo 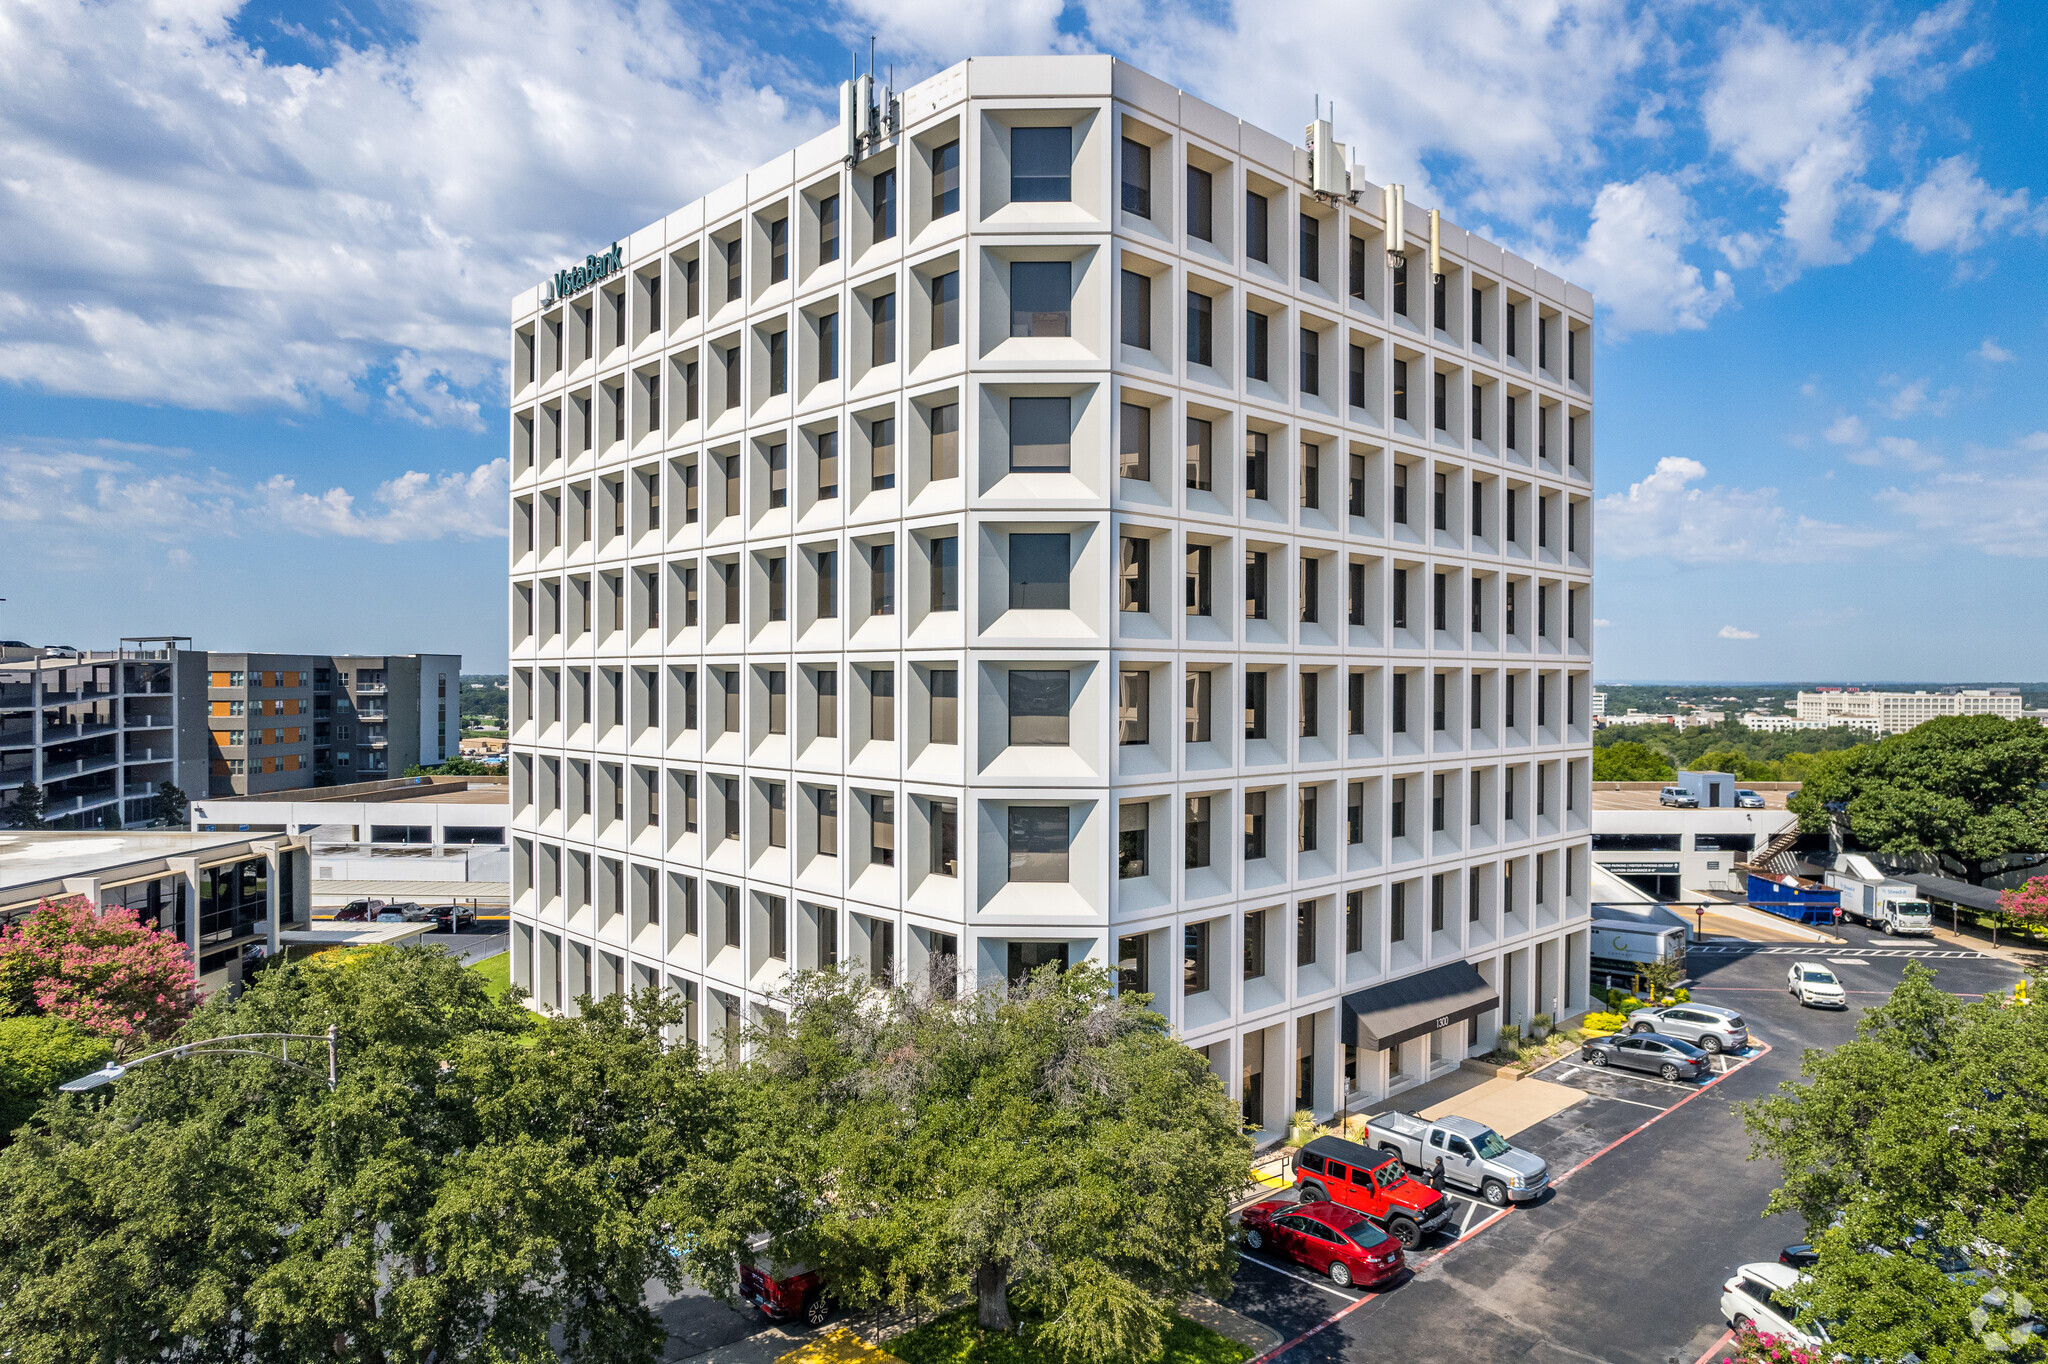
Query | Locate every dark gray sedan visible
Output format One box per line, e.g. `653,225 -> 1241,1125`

1579,1031 -> 1711,1082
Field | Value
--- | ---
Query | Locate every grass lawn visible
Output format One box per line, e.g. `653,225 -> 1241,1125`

887,1305 -> 1250,1364
469,951 -> 511,1000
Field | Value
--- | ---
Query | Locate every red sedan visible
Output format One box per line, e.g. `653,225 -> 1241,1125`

1239,1198 -> 1406,1289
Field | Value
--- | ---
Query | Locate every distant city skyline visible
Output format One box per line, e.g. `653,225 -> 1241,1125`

4,2 -> 2046,676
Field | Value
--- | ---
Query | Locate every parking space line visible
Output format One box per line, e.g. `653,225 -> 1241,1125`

1548,1061 -> 1712,1094
1581,1092 -> 1669,1111
1547,1041 -> 1774,1193
1235,1252 -> 1359,1301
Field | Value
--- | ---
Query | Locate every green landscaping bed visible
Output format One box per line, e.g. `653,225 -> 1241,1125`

887,1305 -> 1250,1364
469,951 -> 511,1000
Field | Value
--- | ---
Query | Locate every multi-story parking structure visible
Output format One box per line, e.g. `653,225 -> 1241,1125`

505,55 -> 1596,1135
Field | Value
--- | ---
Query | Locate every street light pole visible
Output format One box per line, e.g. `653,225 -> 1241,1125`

59,1029 -> 342,1093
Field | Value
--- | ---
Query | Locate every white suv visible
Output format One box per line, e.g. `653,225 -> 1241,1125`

1788,961 -> 1847,1008
1720,1262 -> 1828,1348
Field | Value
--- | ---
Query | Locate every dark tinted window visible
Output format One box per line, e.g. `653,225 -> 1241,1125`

1327,1162 -> 1349,1182
1343,1221 -> 1391,1250
1300,1152 -> 1326,1174
1011,126 -> 1073,201
1009,533 -> 1071,609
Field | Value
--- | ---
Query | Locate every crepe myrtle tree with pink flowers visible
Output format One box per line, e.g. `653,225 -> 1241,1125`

0,895 -> 197,1052
1999,876 -> 2048,924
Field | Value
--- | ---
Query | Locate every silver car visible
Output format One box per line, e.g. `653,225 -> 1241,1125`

1625,1002 -> 1748,1054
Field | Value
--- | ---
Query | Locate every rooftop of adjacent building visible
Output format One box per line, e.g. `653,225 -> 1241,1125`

0,828 -> 285,893
1592,783 -> 1795,811
197,775 -> 507,809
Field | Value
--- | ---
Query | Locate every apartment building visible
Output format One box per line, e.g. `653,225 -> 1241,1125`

203,652 -> 461,795
1794,688 -> 2021,736
0,638 -> 208,828
504,55 -> 1595,1134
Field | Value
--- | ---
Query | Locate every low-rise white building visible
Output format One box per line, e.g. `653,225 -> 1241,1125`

0,828 -> 312,988
1590,795 -> 1796,901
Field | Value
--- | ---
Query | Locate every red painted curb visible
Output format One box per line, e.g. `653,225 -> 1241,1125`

1243,1041 -> 1774,1361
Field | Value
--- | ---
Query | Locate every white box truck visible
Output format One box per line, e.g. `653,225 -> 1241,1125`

1823,857 -> 1934,936
1590,919 -> 1689,990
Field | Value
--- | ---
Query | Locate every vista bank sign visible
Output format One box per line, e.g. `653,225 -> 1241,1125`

546,242 -> 623,303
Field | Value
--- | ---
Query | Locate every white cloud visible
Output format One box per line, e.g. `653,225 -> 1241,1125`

1597,455 -> 1894,563
1076,0 -> 1655,225
1842,435 -> 1942,472
837,0 -> 1070,64
1718,626 -> 1760,640
1593,618 -> 1613,627
1702,7 -> 1967,267
0,442 -> 506,554
256,461 -> 509,543
1898,155 -> 2042,253
1825,414 -> 1866,445
1977,337 -> 2014,363
1564,174 -> 1734,335
1874,435 -> 2048,557
1876,375 -> 1956,420
0,0 -> 827,417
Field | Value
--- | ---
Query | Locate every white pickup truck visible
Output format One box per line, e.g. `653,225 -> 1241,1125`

1362,1112 -> 1550,1206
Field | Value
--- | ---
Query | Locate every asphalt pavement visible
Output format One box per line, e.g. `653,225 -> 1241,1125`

1219,922 -> 2023,1364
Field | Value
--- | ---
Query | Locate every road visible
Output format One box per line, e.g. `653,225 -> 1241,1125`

1220,922 -> 2023,1364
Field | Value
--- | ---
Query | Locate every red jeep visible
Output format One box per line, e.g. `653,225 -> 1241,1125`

1292,1134 -> 1454,1249
738,1250 -> 831,1327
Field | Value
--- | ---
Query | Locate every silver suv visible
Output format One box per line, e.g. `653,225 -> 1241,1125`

1658,786 -> 1699,808
1625,1002 -> 1748,1054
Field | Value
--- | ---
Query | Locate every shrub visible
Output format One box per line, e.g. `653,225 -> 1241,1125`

1720,1326 -> 1823,1364
1530,1012 -> 1554,1037
1581,1011 -> 1627,1034
0,1016 -> 113,1140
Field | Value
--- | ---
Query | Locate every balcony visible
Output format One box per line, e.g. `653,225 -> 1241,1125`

41,753 -> 122,780
355,683 -> 388,697
356,709 -> 389,722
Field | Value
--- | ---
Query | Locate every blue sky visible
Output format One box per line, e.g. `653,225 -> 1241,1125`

2,0 -> 2044,680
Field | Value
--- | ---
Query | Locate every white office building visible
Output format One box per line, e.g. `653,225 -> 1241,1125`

504,55 -> 1596,1134
1794,688 -> 2020,735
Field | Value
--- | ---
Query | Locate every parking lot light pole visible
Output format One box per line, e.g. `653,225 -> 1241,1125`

59,1025 -> 340,1093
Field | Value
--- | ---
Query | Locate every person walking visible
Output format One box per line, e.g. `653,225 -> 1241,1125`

1430,1156 -> 1446,1191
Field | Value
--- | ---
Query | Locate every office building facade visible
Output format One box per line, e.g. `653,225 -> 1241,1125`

505,56 -> 1595,1132
203,652 -> 461,795
1794,687 -> 2021,735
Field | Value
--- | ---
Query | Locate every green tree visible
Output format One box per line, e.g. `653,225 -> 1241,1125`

1693,747 -> 1786,782
1591,740 -> 1674,782
0,946 -> 740,1362
152,782 -> 189,828
1740,963 -> 2048,1360
3,780 -> 45,830
1785,714 -> 2048,861
0,1017 -> 113,1140
715,965 -> 1250,1364
401,756 -> 498,778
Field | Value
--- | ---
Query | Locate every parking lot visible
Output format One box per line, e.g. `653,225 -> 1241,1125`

1217,924 -> 2022,1363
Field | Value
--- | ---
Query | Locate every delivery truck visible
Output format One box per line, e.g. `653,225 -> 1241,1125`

1589,918 -> 1689,991
1822,858 -> 1934,936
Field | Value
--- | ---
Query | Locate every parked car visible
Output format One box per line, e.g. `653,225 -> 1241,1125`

431,904 -> 477,932
738,1241 -> 831,1326
1238,1198 -> 1406,1289
1787,961 -> 1847,1009
1292,1134 -> 1454,1249
1361,1112 -> 1549,1206
1579,1031 -> 1711,1082
1658,786 -> 1700,808
333,899 -> 386,922
1778,1244 -> 1819,1270
1720,1261 -> 1829,1348
1735,789 -> 1767,809
1624,1002 -> 1749,1054
373,902 -> 426,924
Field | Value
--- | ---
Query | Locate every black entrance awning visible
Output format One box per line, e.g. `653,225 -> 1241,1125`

1341,961 -> 1498,1051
